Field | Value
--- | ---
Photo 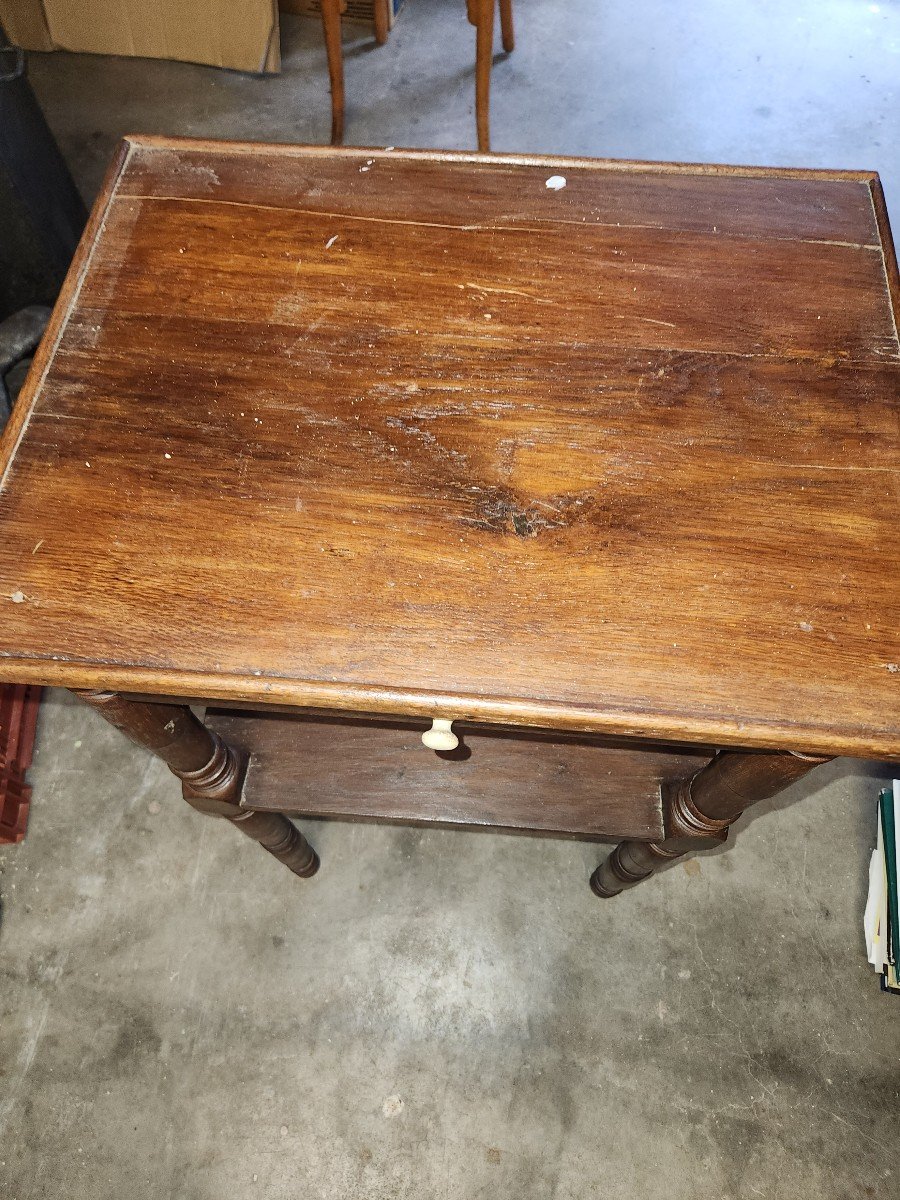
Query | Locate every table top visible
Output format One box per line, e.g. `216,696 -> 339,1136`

1,136 -> 898,759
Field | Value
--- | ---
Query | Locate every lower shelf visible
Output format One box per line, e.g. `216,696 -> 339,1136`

205,710 -> 712,841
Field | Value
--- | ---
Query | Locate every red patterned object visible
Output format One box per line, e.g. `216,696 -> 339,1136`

0,684 -> 42,845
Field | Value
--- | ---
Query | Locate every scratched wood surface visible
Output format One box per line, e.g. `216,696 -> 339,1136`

0,137 -> 898,758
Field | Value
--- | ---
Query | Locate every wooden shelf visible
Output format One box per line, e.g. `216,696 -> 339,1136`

205,710 -> 711,841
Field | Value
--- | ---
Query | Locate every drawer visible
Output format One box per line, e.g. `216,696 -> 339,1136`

204,709 -> 712,841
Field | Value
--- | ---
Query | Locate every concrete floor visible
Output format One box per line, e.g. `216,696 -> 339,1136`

3,1 -> 900,1196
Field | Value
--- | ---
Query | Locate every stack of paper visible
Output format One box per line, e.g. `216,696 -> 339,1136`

864,780 -> 900,993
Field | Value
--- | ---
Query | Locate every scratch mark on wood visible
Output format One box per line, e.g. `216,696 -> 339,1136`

460,282 -> 553,303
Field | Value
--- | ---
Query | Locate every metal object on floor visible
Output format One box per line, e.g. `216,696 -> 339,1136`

0,304 -> 50,425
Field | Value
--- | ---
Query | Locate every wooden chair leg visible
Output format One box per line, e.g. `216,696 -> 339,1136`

591,749 -> 830,897
374,0 -> 390,46
474,0 -> 496,152
74,690 -> 319,879
499,0 -> 514,53
320,0 -> 345,145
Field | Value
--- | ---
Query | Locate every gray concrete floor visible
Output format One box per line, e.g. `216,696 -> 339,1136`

3,1 -> 900,1196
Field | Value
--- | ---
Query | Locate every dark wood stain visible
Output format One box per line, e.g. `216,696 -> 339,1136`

205,708 -> 713,839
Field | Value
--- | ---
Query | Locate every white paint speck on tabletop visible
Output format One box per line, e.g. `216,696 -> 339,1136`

325,235 -> 339,249
10,590 -> 25,603
545,175 -> 567,190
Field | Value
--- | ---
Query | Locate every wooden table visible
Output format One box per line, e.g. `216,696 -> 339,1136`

1,137 -> 898,900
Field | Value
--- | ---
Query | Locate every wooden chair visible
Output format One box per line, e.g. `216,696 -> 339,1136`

320,0 -> 514,150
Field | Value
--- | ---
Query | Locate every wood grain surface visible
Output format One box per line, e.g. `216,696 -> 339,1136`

0,138 -> 898,758
205,709 -> 710,839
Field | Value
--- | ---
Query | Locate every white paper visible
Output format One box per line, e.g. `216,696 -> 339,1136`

864,804 -> 888,969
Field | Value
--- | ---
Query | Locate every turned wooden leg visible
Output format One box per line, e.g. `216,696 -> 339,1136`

74,690 -> 319,879
474,0 -> 496,152
499,0 -> 514,53
591,749 -> 830,897
321,0 -> 345,146
373,0 -> 389,46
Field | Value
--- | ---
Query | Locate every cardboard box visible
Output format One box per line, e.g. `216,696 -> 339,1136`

0,0 -> 54,50
0,0 -> 281,73
279,0 -> 405,32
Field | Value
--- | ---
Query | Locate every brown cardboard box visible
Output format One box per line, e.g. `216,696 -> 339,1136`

0,0 -> 280,73
0,0 -> 53,49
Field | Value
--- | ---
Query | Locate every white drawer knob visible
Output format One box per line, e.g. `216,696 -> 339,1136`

422,718 -> 458,751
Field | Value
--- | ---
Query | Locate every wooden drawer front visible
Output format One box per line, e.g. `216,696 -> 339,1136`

205,710 -> 712,841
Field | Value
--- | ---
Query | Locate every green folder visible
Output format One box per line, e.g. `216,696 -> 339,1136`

879,790 -> 899,971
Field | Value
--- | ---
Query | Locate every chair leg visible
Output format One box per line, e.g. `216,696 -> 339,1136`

320,0 -> 345,145
499,0 -> 514,53
474,0 -> 495,152
374,0 -> 389,45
